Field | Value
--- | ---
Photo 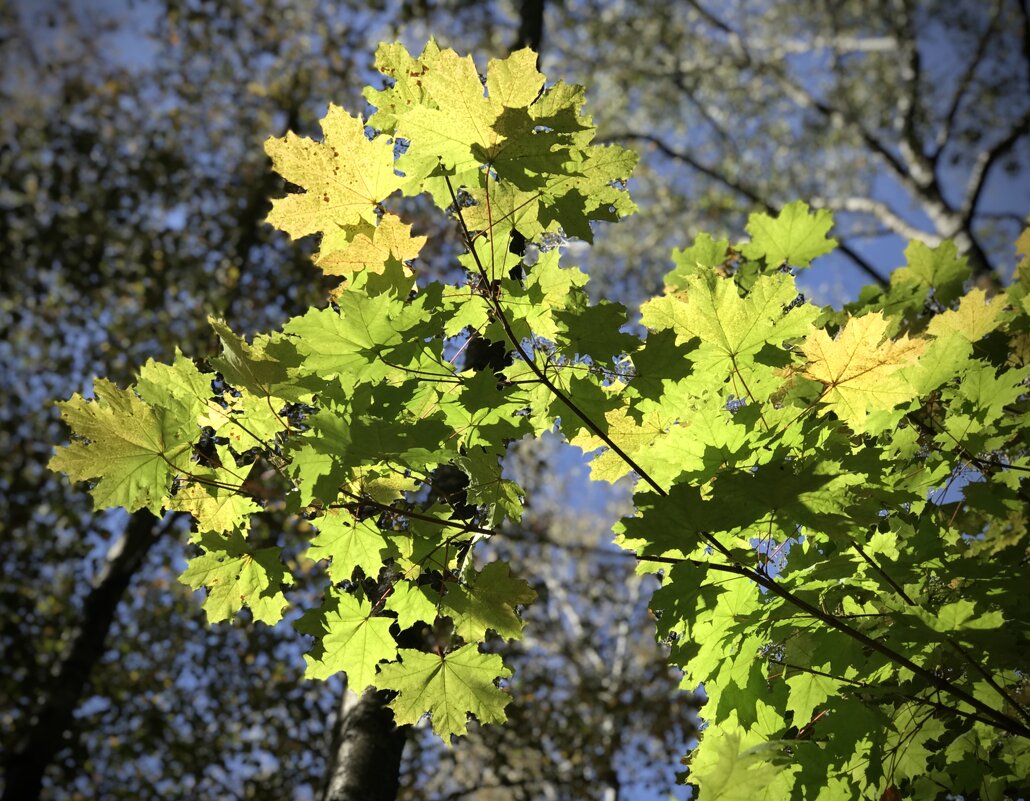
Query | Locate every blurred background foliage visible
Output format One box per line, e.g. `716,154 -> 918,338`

1,1 -> 1026,799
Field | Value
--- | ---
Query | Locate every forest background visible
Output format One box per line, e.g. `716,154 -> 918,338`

1,1 -> 1028,799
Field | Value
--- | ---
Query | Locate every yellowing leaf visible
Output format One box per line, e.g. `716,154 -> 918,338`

317,212 -> 426,283
569,404 -> 670,484
264,104 -> 403,240
802,312 -> 926,428
1017,223 -> 1030,262
926,288 -> 1008,343
170,474 -> 261,534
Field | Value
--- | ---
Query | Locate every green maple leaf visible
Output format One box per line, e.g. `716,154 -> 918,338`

901,333 -> 972,395
385,580 -> 439,630
667,232 -> 731,287
892,240 -> 970,306
50,378 -> 195,513
377,46 -> 559,184
304,509 -> 399,582
209,317 -> 293,398
454,447 -> 524,526
688,718 -> 794,800
640,272 -> 816,386
497,249 -> 589,341
441,561 -> 536,641
296,590 -> 397,689
179,531 -> 293,625
378,645 -> 512,741
785,668 -> 838,727
555,299 -> 638,363
742,200 -> 837,268
917,599 -> 1005,633
134,351 -> 216,437
443,370 -> 533,452
286,409 -> 352,505
264,103 -> 403,239
278,286 -> 447,390
368,42 -> 635,238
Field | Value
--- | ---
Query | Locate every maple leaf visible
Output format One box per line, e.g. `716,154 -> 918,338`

317,212 -> 426,286
264,104 -> 403,241
364,41 -> 443,131
441,562 -> 536,641
786,668 -> 838,727
688,717 -> 793,800
296,590 -> 397,689
926,287 -> 1008,342
667,232 -> 731,288
401,48 -> 558,176
378,645 -> 512,741
891,240 -> 969,306
385,580 -> 439,630
640,272 -> 817,388
367,43 -> 635,238
50,378 -> 195,514
170,472 -> 261,534
454,447 -> 524,526
179,531 -> 293,625
135,351 -> 219,438
209,317 -> 293,398
742,200 -> 837,268
570,404 -> 674,485
304,509 -> 399,582
279,292 -> 408,383
802,312 -> 926,429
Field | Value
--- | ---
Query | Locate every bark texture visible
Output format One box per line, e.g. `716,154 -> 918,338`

2,510 -> 163,801
320,686 -> 409,801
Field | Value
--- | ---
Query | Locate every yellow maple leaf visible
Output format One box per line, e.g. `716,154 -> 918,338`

264,104 -> 403,240
926,287 -> 1008,343
569,405 -> 673,484
317,213 -> 426,281
169,475 -> 261,534
802,312 -> 926,428
1016,223 -> 1030,264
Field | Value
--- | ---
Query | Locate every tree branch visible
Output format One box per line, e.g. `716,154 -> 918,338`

601,131 -> 890,285
891,0 -> 937,192
960,109 -> 1030,224
810,196 -> 940,244
932,1 -> 1002,161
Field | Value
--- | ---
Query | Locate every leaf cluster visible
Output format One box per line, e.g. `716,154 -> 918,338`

49,41 -> 1030,797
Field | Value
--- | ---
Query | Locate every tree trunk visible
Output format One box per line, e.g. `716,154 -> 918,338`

320,684 -> 409,801
514,0 -> 545,53
1,510 -> 164,801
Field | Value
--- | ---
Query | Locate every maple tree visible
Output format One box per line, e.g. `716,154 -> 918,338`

49,41 -> 1030,799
